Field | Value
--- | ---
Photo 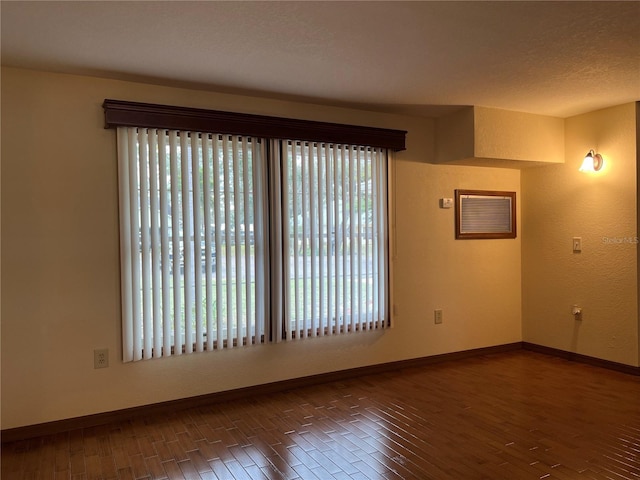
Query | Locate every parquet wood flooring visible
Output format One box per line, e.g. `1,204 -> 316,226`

2,350 -> 639,479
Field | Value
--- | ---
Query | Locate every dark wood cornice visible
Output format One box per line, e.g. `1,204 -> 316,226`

102,99 -> 407,151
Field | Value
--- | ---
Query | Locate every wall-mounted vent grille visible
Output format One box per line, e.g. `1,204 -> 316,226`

460,196 -> 512,233
455,190 -> 516,239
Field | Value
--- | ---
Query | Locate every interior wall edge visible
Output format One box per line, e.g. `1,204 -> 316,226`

522,342 -> 640,376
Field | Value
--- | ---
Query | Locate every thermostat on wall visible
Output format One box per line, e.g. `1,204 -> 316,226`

440,198 -> 453,209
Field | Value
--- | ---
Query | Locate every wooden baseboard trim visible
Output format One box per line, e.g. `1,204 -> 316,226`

522,342 -> 640,376
5,342 -> 636,443
1,342 -> 521,443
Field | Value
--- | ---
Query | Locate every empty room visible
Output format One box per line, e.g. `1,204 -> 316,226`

1,1 -> 639,479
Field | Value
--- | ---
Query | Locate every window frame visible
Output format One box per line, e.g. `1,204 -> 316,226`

106,100 -> 405,361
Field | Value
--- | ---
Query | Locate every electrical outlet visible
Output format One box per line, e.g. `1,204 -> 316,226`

94,348 -> 109,369
434,309 -> 443,324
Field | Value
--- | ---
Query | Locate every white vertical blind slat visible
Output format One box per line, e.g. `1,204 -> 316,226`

378,149 -> 388,326
326,144 -> 334,336
371,148 -> 380,328
332,144 -> 340,335
252,139 -> 267,343
269,140 -> 284,343
232,137 -> 243,346
169,131 -> 182,355
148,130 -> 162,355
315,145 -> 327,336
201,134 -> 214,350
282,143 -> 292,341
340,145 -> 348,334
222,135 -> 234,347
158,131 -> 172,355
301,143 -> 308,339
309,143 -> 317,338
117,128 -> 134,362
202,134 -> 214,352
191,133 -> 204,353
127,129 -> 143,361
212,135 -> 225,348
363,148 -> 371,329
180,133 -> 193,354
138,129 -> 153,358
355,147 -> 363,331
348,146 -> 357,332
242,138 -> 252,345
291,142 -> 300,340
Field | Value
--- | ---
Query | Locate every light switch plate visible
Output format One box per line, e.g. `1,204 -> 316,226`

573,237 -> 582,252
440,198 -> 453,209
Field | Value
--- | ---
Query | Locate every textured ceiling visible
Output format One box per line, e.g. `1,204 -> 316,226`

1,1 -> 639,118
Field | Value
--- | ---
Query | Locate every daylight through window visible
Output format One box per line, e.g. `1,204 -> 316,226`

108,101 -> 404,362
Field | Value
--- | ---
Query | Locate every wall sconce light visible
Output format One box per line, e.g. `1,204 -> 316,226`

579,149 -> 604,172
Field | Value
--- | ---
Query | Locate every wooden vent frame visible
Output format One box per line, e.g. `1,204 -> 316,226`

455,189 -> 516,239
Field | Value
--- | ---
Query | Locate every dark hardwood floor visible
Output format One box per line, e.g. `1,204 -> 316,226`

2,350 -> 639,479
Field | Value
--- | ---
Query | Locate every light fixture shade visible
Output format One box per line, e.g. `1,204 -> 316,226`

579,149 -> 604,172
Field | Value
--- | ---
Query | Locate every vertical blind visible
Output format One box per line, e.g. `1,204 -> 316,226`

117,127 -> 267,361
117,127 -> 389,362
279,142 -> 389,340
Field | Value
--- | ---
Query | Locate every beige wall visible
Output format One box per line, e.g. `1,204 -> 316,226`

522,103 -> 638,366
435,106 -> 564,168
1,67 -> 522,429
474,106 -> 564,165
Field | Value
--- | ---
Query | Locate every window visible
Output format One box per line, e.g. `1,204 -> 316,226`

105,100 -> 406,361
279,141 -> 389,340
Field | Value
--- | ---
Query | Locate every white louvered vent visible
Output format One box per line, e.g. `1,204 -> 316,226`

455,190 -> 516,239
